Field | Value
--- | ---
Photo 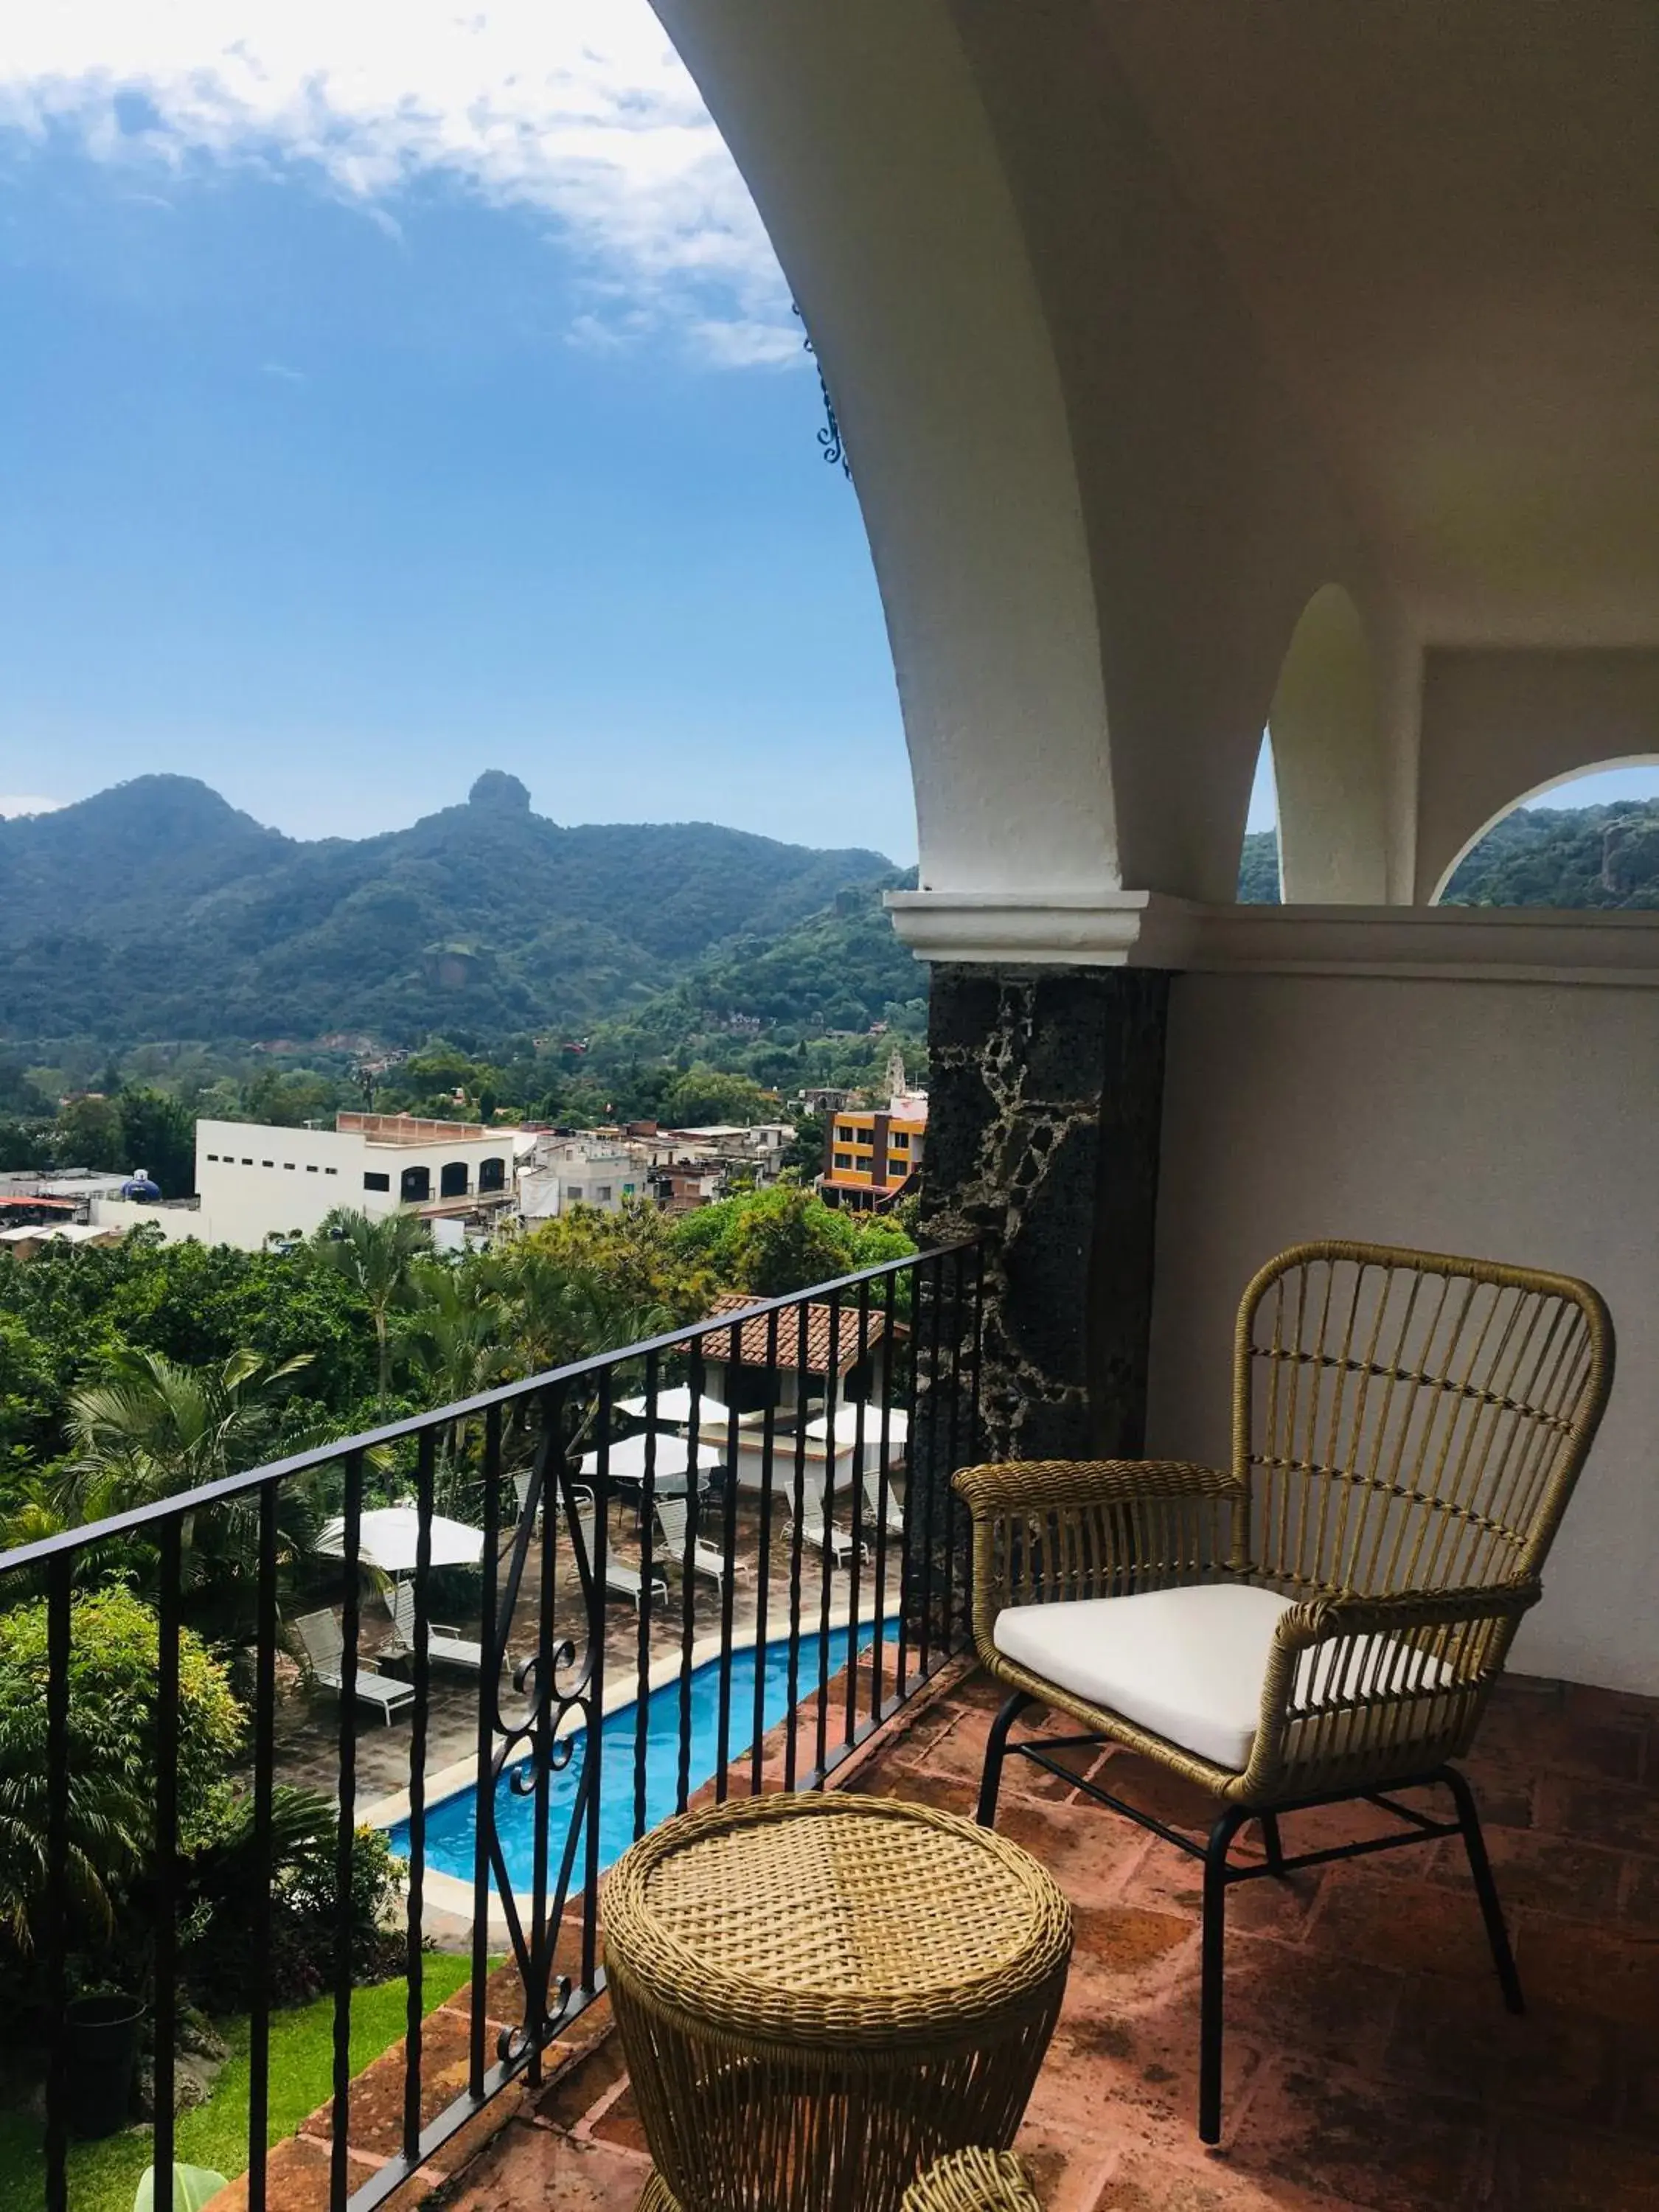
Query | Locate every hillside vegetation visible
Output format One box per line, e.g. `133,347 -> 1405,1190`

1237,797 -> 1659,908
0,772 -> 893,1048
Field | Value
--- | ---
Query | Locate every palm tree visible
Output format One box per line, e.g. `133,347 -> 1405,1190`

57,1346 -> 319,1618
312,1208 -> 430,1408
403,1265 -> 516,1509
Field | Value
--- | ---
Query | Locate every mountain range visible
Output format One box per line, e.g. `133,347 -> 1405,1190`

0,773 -> 896,1048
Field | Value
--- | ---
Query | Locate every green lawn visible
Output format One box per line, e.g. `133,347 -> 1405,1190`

0,1956 -> 476,2212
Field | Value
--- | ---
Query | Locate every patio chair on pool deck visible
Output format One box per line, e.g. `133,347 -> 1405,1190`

574,1495 -> 668,1618
787,1500 -> 858,1571
863,1467 -> 906,1544
958,1240 -> 1613,2144
652,1495 -> 749,1599
389,1579 -> 489,1674
291,1607 -> 417,1726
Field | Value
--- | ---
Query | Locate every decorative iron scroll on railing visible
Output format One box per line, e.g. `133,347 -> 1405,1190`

5,1241 -> 982,2212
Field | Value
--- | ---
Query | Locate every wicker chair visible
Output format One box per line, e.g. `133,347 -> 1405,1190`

956,1240 -> 1613,2143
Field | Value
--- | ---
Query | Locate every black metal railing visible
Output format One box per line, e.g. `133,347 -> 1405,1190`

4,1241 -> 983,2212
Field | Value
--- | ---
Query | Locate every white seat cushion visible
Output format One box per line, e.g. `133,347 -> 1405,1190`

992,1582 -> 1453,1775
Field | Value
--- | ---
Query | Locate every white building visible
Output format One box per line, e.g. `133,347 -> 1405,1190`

518,1133 -> 651,1222
88,1113 -> 523,1253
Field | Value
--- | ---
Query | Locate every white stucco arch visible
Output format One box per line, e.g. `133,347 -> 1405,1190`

1267,585 -> 1388,904
1429,754 -> 1659,905
1417,650 -> 1659,901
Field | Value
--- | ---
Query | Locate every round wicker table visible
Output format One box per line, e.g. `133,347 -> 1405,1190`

605,1793 -> 1072,2212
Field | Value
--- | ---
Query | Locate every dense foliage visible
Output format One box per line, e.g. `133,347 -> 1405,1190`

1441,798 -> 1659,908
0,773 -> 893,1047
1238,797 -> 1659,907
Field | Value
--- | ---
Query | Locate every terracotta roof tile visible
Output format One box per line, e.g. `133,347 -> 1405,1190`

706,1293 -> 898,1374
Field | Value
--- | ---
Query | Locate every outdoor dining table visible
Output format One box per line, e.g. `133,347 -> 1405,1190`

606,1792 -> 1072,2212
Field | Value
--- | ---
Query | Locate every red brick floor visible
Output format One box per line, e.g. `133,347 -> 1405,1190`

440,1663 -> 1659,2211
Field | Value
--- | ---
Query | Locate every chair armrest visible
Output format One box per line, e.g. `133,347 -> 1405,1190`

1272,1576 -> 1543,1651
952,1458 -> 1239,1516
955,1460 -> 1246,1649
1243,1576 -> 1543,1799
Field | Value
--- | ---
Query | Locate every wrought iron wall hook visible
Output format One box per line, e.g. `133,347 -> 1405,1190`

794,304 -> 850,479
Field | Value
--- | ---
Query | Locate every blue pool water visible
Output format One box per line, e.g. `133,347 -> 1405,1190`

388,1622 -> 898,1890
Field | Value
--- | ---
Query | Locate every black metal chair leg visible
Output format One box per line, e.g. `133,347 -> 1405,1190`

977,1690 -> 1034,1828
1259,1812 -> 1286,1877
1439,1765 -> 1524,2014
1199,1806 -> 1248,2144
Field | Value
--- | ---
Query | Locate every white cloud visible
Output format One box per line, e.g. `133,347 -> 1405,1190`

0,1 -> 798,365
0,794 -> 67,817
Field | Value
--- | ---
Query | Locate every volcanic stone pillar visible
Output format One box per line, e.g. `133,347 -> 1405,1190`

919,965 -> 1172,1467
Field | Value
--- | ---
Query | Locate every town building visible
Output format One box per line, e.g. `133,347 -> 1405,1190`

819,1056 -> 928,1211
517,1132 -> 653,1222
90,1113 -> 520,1252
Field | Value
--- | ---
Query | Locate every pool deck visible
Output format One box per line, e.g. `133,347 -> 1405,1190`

273,1487 -> 900,1887
218,1655 -> 1659,2210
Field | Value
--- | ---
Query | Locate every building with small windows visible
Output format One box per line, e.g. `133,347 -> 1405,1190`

517,1133 -> 651,1222
819,1091 -> 927,1211
185,1113 -> 518,1250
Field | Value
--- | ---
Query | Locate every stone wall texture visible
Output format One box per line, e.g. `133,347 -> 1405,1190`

919,964 -> 1170,1466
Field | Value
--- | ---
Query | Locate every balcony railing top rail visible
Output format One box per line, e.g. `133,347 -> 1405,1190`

7,1239 -> 984,2212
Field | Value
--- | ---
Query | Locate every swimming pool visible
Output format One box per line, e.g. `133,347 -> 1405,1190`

388,1621 -> 898,1890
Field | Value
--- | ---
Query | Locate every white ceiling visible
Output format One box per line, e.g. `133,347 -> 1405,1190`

1104,1 -> 1659,644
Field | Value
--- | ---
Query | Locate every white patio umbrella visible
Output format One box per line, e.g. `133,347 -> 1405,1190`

616,1385 -> 733,1428
316,1504 -> 485,1574
804,1405 -> 909,1444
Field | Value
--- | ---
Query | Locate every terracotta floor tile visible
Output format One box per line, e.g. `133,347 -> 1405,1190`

1222,1932 -> 1404,2075
1535,1773 -> 1659,1857
992,1793 -> 1147,1905
1518,1915 -> 1659,2028
1225,2057 -> 1485,2212
1041,1984 -> 1264,2137
1488,2120 -> 1659,2211
1306,1866 -> 1498,1983
1427,1820 -> 1625,1921
1117,1832 -> 1326,1940
444,2118 -> 652,2210
1380,1969 -> 1621,2127
1095,2140 -> 1375,2212
1006,2112 -> 1121,2211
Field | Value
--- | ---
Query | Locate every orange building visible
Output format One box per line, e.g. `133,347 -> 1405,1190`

819,1097 -> 926,1211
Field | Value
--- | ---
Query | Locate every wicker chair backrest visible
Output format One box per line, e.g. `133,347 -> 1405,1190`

1235,1242 -> 1611,1601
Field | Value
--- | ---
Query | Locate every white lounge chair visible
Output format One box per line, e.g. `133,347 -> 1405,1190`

653,1496 -> 747,1599
862,1468 -> 907,1543
575,1500 -> 667,1618
292,1608 -> 416,1726
389,1579 -> 490,1674
512,1467 -> 538,1528
789,1506 -> 859,1571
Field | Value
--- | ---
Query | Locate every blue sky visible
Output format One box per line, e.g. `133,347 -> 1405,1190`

0,2 -> 911,857
1,5 -> 1653,868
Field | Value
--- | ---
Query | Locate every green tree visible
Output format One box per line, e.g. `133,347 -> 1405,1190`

61,1344 -> 313,1514
118,1086 -> 196,1197
312,1208 -> 431,1407
55,1348 -> 319,1620
55,1093 -> 125,1168
0,1120 -> 50,1172
0,1588 -> 240,1950
662,1064 -> 771,1127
